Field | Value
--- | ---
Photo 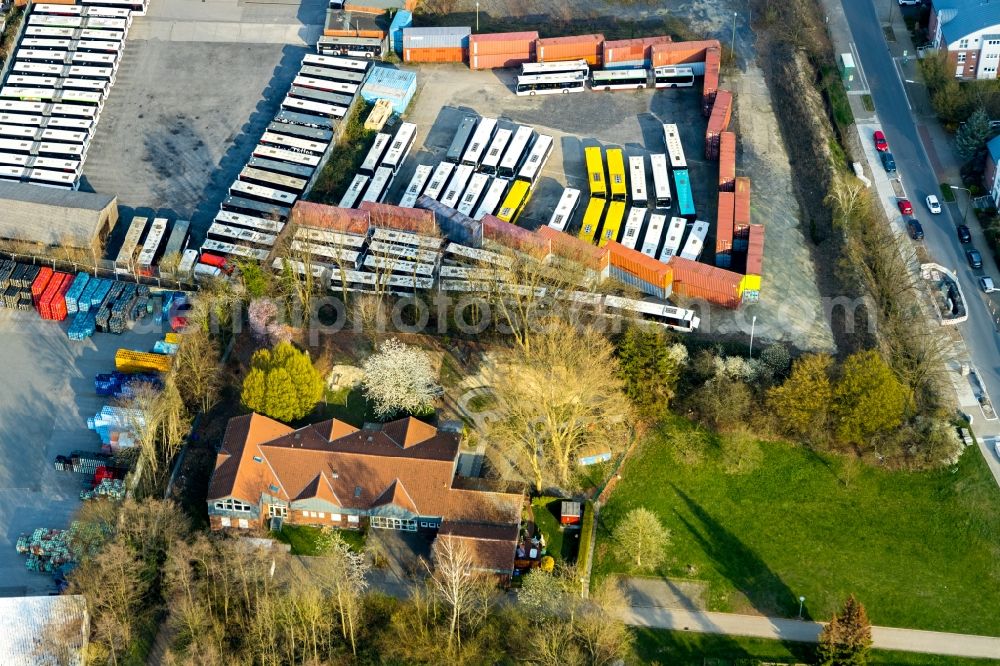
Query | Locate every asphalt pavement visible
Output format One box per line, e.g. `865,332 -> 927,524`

836,1 -> 1000,481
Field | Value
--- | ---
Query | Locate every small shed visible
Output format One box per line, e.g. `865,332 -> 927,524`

360,66 -> 417,114
560,501 -> 582,525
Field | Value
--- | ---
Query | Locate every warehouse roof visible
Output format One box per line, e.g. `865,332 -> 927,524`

0,182 -> 116,249
934,0 -> 1000,45
0,595 -> 88,666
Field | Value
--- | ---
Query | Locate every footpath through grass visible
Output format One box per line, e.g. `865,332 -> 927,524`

596,417 -> 1000,635
633,629 -> 1000,666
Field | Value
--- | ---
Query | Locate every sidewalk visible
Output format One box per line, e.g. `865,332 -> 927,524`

618,606 -> 1000,659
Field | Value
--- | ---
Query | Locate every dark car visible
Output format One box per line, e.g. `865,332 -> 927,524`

957,225 -> 972,243
907,219 -> 924,240
967,249 -> 983,269
880,151 -> 896,173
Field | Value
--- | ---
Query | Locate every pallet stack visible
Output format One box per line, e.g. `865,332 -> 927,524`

115,348 -> 173,373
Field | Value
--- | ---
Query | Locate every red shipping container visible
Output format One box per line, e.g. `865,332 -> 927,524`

603,35 -> 672,64
470,52 -> 533,70
469,31 -> 538,55
481,214 -> 551,258
291,201 -> 371,236
705,90 -> 733,160
359,201 -> 437,234
651,39 -> 721,67
404,46 -> 466,63
716,191 -> 735,257
51,272 -> 73,321
734,177 -> 751,234
702,46 -> 721,115
535,225 -> 606,269
668,256 -> 743,308
31,266 -> 53,304
745,224 -> 765,276
719,132 -> 737,191
602,241 -> 673,291
536,34 -> 604,65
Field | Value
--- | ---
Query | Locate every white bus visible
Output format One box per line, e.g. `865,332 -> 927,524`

628,155 -> 647,206
521,60 -> 589,76
0,164 -> 27,182
398,164 -> 433,208
663,124 -> 686,170
0,124 -> 36,140
640,213 -> 666,258
360,132 -> 391,175
216,210 -> 285,234
201,239 -> 270,261
654,66 -> 695,89
659,216 -> 686,261
260,131 -> 327,156
338,174 -> 369,208
34,155 -> 81,173
479,128 -> 511,175
292,75 -> 358,96
230,180 -> 298,206
590,68 -> 649,91
516,134 -> 553,186
299,64 -> 366,85
620,207 -> 646,249
239,166 -> 308,194
51,102 -> 99,119
381,122 -> 417,174
1,87 -> 103,106
16,49 -> 70,64
39,128 -> 88,143
361,166 -> 394,204
71,52 -> 118,68
474,177 -> 508,220
79,28 -> 125,42
0,151 -> 30,166
19,38 -> 73,50
280,95 -> 347,119
7,75 -> 60,89
302,53 -> 370,72
650,153 -> 672,209
252,144 -> 321,167
440,163 -> 475,210
28,167 -> 76,189
137,217 -> 169,270
79,0 -> 148,16
461,117 -> 497,168
497,125 -> 534,179
679,220 -> 708,261
74,39 -> 123,54
60,78 -> 110,95
422,161 -> 455,201
515,72 -> 586,96
23,26 -> 75,38
12,61 -> 64,76
547,187 -> 581,232
457,173 -> 490,216
372,227 -> 442,250
207,223 -> 277,249
67,65 -> 115,83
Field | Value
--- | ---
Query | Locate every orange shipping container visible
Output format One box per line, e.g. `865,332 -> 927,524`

469,31 -> 538,55
404,47 -> 466,63
536,34 -> 604,65
719,132 -> 737,191
602,241 -> 673,297
470,52 -> 533,70
734,177 -> 751,239
702,46 -> 722,115
482,215 -> 551,258
650,39 -> 721,67
745,224 -> 764,276
715,191 -> 735,264
291,201 -> 371,236
535,225 -> 606,269
705,90 -> 734,160
603,35 -> 672,64
359,201 -> 438,234
668,256 -> 743,308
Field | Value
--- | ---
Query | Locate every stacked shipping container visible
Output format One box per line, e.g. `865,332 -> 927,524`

715,191 -> 735,268
602,241 -> 673,300
702,47 -> 721,115
388,9 -> 413,56
742,224 -> 764,303
734,177 -> 751,251
705,90 -> 733,160
650,39 -> 720,67
535,34 -> 604,65
718,132 -> 736,191
469,31 -> 538,70
602,35 -> 672,69
668,256 -> 743,308
403,26 -> 470,63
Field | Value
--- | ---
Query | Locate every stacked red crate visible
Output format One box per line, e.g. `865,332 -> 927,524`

31,267 -> 53,306
51,273 -> 72,321
37,272 -> 65,320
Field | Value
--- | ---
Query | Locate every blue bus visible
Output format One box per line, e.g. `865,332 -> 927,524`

673,168 -> 695,218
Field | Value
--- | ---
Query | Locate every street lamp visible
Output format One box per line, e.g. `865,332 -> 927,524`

476,1 -> 480,32
950,185 -> 973,225
798,595 -> 806,620
748,315 -> 757,358
730,12 -> 737,65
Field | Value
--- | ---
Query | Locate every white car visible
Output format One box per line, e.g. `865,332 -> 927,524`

980,276 -> 996,293
926,194 -> 942,214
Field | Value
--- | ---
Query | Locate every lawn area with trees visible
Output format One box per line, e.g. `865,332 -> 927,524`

594,417 -> 1000,636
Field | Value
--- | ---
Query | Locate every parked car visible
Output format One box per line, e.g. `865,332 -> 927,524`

898,0 -> 920,5
897,199 -> 913,215
873,130 -> 889,152
907,219 -> 924,240
957,225 -> 972,243
926,194 -> 942,214
967,249 -> 983,269
980,276 -> 996,293
880,151 -> 896,173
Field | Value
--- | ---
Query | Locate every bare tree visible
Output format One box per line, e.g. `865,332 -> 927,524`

425,535 -> 491,654
172,326 -> 222,413
315,529 -> 369,655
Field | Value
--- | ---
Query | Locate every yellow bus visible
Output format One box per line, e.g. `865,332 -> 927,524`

584,145 -> 607,199
599,201 -> 627,247
495,179 -> 532,224
578,197 -> 606,244
606,147 -> 627,202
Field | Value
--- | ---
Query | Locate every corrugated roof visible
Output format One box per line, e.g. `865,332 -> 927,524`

0,595 -> 88,666
359,201 -> 438,234
290,201 -> 371,236
0,182 -> 115,249
935,0 -> 1000,44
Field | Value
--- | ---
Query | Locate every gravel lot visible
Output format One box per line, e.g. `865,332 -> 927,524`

0,310 -> 164,597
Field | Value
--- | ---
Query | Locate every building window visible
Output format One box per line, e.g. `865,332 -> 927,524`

958,53 -> 966,63
332,513 -> 342,521
318,512 -> 325,518
238,518 -> 249,529
214,499 -> 252,513
220,517 -> 231,527
959,39 -> 969,49
268,505 -> 287,518
348,515 -> 359,524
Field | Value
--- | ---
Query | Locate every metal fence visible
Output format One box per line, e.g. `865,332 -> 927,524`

0,249 -> 198,292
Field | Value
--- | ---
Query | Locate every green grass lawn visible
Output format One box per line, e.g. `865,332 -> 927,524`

633,629 -> 1000,666
274,524 -> 366,555
314,386 -> 378,427
531,497 -> 580,563
596,417 -> 1000,635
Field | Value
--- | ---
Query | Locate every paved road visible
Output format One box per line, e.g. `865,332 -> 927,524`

619,607 -> 1000,659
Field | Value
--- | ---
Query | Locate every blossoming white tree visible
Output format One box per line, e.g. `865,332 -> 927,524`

361,338 -> 440,419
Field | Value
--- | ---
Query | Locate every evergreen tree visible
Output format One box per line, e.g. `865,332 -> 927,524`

833,351 -> 910,446
614,326 -> 688,417
241,341 -> 324,422
817,595 -> 873,666
767,354 -> 834,440
956,106 -> 992,161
